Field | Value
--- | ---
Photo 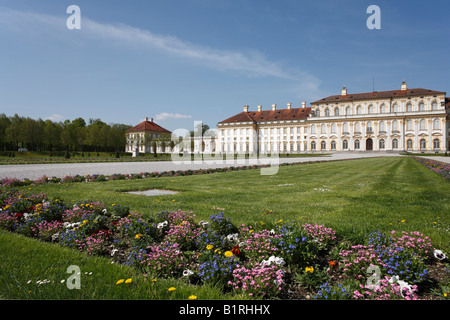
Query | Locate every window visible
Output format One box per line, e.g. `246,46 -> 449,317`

407,139 -> 413,150
343,123 -> 348,133
420,138 -> 426,149
392,120 -> 399,132
354,139 -> 360,149
311,141 -> 316,150
379,139 -> 385,149
316,109 -> 321,117
379,121 -> 385,132
355,122 -> 361,133
406,102 -> 412,112
380,104 -> 386,113
393,103 -> 399,112
343,140 -> 348,149
304,142 -> 307,151
331,140 -> 336,150
392,138 -> 398,149
406,120 -> 413,131
346,106 -> 351,116
433,119 -> 440,130
432,101 -> 438,110
367,122 -> 373,133
368,105 -> 374,114
311,124 -> 316,134
420,119 -> 426,130
321,141 -> 326,150
321,124 -> 326,134
334,107 -> 339,116
325,108 -> 330,117
419,102 -> 425,111
331,123 -> 336,133
356,106 -> 362,114
434,138 -> 440,149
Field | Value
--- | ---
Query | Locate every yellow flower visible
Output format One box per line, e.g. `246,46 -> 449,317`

83,219 -> 89,224
116,279 -> 124,285
224,251 -> 233,258
444,292 -> 447,297
168,287 -> 176,292
401,219 -> 406,223
249,230 -> 254,233
305,266 -> 314,273
151,279 -> 157,282
188,295 -> 197,300
135,233 -> 142,239
206,245 -> 213,250
125,278 -> 132,284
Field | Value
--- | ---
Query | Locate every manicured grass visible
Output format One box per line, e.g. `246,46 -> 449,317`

21,156 -> 450,252
0,229 -> 238,300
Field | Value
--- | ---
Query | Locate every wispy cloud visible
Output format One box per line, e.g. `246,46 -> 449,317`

155,112 -> 192,121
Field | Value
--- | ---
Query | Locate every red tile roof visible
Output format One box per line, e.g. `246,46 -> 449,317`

219,107 -> 311,124
126,120 -> 171,133
311,88 -> 446,105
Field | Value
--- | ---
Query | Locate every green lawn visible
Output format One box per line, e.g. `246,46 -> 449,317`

21,156 -> 450,252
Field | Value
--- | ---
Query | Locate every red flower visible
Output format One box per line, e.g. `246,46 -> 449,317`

15,213 -> 23,218
329,260 -> 339,269
232,245 -> 240,255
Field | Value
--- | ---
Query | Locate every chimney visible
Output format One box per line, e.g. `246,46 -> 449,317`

144,117 -> 148,122
401,79 -> 407,91
150,118 -> 153,123
341,86 -> 347,96
302,101 -> 306,108
287,102 -> 292,109
243,105 -> 249,112
272,104 -> 277,111
257,105 -> 262,112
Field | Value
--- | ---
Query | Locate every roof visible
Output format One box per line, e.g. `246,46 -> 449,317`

219,107 -> 311,124
311,88 -> 446,105
126,120 -> 171,133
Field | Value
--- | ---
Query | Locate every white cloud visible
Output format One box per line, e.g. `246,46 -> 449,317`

46,114 -> 65,122
155,112 -> 192,121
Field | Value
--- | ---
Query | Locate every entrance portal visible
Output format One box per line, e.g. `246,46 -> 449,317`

366,138 -> 373,151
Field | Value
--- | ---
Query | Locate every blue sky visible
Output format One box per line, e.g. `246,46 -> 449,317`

0,0 -> 449,131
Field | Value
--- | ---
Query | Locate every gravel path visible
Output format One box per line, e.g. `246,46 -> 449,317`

0,153 -> 403,180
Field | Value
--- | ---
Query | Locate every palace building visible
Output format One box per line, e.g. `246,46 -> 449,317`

217,81 -> 450,154
125,117 -> 171,156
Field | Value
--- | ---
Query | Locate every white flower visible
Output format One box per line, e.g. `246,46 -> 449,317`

260,255 -> 285,267
269,229 -> 276,235
434,249 -> 447,260
111,248 -> 119,256
102,208 -> 107,214
199,220 -> 209,227
226,233 -> 239,242
183,269 -> 194,277
157,221 -> 168,229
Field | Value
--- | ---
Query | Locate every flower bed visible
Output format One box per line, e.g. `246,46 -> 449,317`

414,157 -> 450,180
0,188 -> 448,300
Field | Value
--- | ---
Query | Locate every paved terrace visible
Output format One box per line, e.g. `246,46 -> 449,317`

0,153 -> 405,180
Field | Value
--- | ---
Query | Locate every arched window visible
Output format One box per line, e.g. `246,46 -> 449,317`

316,109 -> 321,117
346,106 -> 351,116
325,108 -> 330,117
392,139 -> 398,149
406,102 -> 412,112
343,140 -> 348,149
407,139 -> 413,150
311,124 -> 316,134
355,122 -> 361,133
392,120 -> 399,131
432,101 -> 438,110
434,138 -> 440,149
379,121 -> 385,132
379,139 -> 385,149
334,107 -> 339,116
321,124 -> 326,134
321,141 -> 326,150
311,141 -> 316,150
343,122 -> 348,133
368,105 -> 374,114
367,121 -> 373,133
419,102 -> 425,111
380,104 -> 386,113
393,103 -> 399,113
331,123 -> 336,133
433,119 -> 440,130
420,119 -> 426,130
406,120 -> 413,131
420,138 -> 426,150
331,140 -> 336,150
356,106 -> 362,114
354,139 -> 360,149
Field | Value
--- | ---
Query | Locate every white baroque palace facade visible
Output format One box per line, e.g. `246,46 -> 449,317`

217,82 -> 450,154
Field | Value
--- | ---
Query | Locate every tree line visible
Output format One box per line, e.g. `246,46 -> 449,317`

0,113 -> 131,153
